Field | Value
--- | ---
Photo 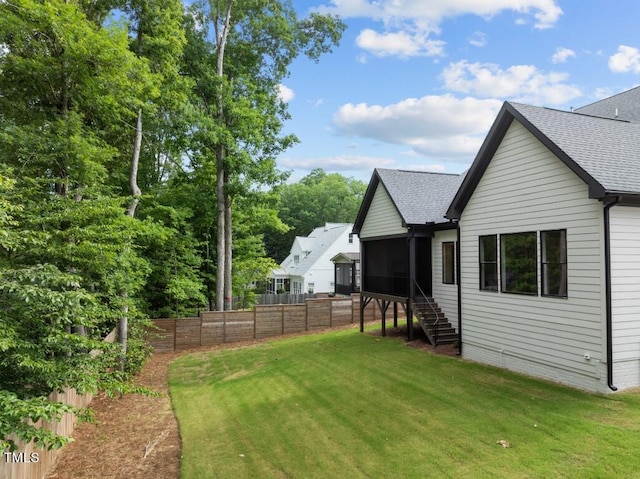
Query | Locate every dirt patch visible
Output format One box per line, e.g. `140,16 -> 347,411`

367,324 -> 460,357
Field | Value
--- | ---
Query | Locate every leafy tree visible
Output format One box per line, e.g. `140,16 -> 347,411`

0,0 -> 156,449
0,0 -> 348,451
231,192 -> 286,308
136,202 -> 207,318
0,0 -> 148,194
266,169 -> 367,262
0,173 -> 149,451
184,0 -> 345,310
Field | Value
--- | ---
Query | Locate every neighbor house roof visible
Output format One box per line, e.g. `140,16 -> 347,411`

447,99 -> 640,219
353,169 -> 464,234
330,252 -> 360,263
282,223 -> 355,277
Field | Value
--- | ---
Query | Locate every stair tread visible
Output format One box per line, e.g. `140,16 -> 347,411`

412,297 -> 457,346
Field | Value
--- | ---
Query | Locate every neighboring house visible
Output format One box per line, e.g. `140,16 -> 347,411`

357,86 -> 640,393
270,223 -> 359,294
353,169 -> 464,344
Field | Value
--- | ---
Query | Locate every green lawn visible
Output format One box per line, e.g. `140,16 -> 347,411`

169,325 -> 640,478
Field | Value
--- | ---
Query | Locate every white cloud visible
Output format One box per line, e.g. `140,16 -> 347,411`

316,0 -> 562,29
441,60 -> 581,105
468,32 -> 487,48
551,47 -> 576,64
279,155 -> 396,172
316,1 -> 561,59
277,84 -> 295,103
333,94 -> 502,159
356,29 -> 445,58
609,45 -> 640,73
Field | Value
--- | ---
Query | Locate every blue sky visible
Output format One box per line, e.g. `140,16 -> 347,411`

276,0 -> 640,182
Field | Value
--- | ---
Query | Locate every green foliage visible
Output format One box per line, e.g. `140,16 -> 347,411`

0,0 -> 346,449
137,202 -> 206,318
0,176 -> 154,449
0,392 -> 76,451
266,169 -> 367,261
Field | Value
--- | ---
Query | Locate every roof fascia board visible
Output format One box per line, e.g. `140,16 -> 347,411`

446,102 -> 514,219
353,169 -> 406,233
353,170 -> 380,234
604,193 -> 640,206
406,222 -> 457,233
359,233 -> 408,242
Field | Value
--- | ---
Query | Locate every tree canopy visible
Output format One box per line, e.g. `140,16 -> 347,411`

0,0 -> 345,450
266,169 -> 367,262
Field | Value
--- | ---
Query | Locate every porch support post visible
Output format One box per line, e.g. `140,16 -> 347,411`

408,232 -> 416,304
393,302 -> 398,328
406,300 -> 413,341
375,299 -> 390,337
360,295 -> 373,333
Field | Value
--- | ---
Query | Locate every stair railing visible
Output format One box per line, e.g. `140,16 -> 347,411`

412,279 -> 440,345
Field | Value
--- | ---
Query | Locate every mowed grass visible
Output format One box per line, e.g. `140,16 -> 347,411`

169,325 -> 640,479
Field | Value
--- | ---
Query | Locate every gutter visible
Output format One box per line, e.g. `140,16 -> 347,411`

456,222 -> 462,356
604,196 -> 621,392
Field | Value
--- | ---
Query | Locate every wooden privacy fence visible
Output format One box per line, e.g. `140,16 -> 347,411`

149,295 -> 396,352
1,329 -> 117,479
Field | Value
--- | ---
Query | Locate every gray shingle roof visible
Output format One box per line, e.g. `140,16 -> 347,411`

510,102 -> 640,194
331,252 -> 360,263
376,169 -> 464,225
289,223 -> 353,276
574,86 -> 640,124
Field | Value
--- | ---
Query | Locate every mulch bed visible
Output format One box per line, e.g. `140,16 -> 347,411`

46,322 -> 457,479
47,352 -> 182,479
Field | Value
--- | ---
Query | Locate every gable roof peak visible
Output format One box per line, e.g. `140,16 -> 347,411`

447,94 -> 640,219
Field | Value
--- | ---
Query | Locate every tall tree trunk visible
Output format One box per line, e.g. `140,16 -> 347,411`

215,145 -> 225,311
214,1 -> 233,311
126,109 -> 143,217
224,186 -> 232,310
120,108 -> 143,359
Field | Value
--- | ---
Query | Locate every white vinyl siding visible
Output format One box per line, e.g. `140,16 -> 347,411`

432,229 -> 459,330
359,184 -> 408,239
459,120 -> 607,392
610,206 -> 640,388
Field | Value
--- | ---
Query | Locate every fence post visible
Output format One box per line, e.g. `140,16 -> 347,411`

329,298 -> 333,328
281,305 -> 285,335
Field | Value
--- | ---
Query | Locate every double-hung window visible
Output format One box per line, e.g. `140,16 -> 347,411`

479,235 -> 498,291
541,229 -> 567,297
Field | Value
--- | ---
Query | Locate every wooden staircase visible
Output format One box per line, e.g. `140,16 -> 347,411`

411,298 -> 457,346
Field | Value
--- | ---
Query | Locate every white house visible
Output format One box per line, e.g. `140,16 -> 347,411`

446,88 -> 640,393
356,86 -> 640,393
270,223 -> 359,295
